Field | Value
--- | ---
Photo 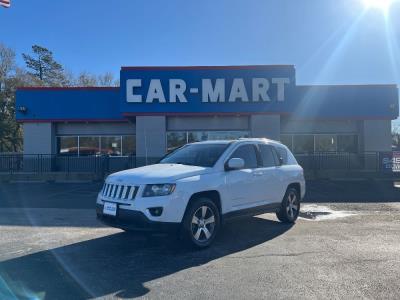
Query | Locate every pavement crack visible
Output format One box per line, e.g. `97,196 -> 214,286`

228,251 -> 319,259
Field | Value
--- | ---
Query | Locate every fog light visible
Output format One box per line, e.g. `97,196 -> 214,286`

149,207 -> 163,217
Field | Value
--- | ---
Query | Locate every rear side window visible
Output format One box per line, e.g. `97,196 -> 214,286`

274,146 -> 288,165
230,144 -> 258,169
274,145 -> 299,165
259,144 -> 277,167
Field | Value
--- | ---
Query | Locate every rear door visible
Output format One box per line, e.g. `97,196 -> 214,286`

257,144 -> 283,204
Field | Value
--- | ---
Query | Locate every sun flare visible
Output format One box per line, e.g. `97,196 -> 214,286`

362,0 -> 396,13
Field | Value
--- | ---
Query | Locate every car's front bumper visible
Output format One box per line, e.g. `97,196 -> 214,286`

96,204 -> 180,232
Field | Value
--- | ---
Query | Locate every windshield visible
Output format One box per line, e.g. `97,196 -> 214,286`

160,143 -> 229,167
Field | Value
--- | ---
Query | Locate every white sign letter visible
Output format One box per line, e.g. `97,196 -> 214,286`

126,79 -> 142,103
252,78 -> 270,102
169,79 -> 187,103
146,79 -> 166,103
272,78 -> 290,102
229,78 -> 249,102
202,79 -> 225,102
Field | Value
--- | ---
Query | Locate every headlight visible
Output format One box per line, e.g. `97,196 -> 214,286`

143,184 -> 176,197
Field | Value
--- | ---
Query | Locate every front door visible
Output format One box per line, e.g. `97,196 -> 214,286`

224,144 -> 263,210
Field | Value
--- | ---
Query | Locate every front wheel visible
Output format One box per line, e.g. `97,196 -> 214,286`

182,198 -> 220,248
276,187 -> 300,223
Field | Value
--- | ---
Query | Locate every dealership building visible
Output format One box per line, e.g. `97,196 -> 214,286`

16,65 -> 399,161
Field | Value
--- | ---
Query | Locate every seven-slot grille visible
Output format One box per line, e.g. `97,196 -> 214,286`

102,183 -> 138,200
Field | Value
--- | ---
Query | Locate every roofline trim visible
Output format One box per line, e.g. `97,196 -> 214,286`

16,86 -> 119,91
121,65 -> 295,71
122,112 -> 291,117
297,84 -> 398,88
17,118 -> 128,123
16,115 -> 396,123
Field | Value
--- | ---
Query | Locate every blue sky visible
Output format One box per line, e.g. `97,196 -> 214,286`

3,0 -> 400,127
1,0 -> 400,89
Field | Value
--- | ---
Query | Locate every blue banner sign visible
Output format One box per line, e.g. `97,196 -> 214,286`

15,65 -> 398,122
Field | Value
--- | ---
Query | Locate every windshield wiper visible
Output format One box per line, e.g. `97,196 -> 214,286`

173,162 -> 197,166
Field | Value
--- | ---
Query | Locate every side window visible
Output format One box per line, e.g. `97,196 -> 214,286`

259,145 -> 277,167
230,144 -> 258,169
274,146 -> 288,165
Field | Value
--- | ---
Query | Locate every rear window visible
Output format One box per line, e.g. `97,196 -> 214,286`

274,145 -> 298,166
274,146 -> 289,165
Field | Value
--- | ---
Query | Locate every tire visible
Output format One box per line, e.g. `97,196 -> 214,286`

182,198 -> 220,248
276,187 -> 300,223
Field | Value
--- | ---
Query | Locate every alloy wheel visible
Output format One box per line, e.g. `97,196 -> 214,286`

286,191 -> 299,220
191,205 -> 216,242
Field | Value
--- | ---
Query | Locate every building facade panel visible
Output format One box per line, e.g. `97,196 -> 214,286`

136,116 -> 166,160
23,123 -> 55,154
56,122 -> 135,135
15,65 -> 399,158
250,115 -> 281,140
363,120 -> 392,152
281,119 -> 359,134
167,116 -> 249,131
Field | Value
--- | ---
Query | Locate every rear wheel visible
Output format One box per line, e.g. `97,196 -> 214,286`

276,187 -> 300,223
182,198 -> 220,248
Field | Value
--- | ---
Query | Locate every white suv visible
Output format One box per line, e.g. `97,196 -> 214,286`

96,138 -> 305,248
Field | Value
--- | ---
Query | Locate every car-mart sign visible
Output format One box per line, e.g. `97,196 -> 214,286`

120,65 -> 296,115
126,77 -> 290,103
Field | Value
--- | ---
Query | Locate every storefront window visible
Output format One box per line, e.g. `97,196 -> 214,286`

207,131 -> 249,140
167,132 -> 187,152
293,135 -> 314,154
315,135 -> 337,152
167,131 -> 249,152
188,132 -> 208,143
79,136 -> 100,156
287,134 -> 358,153
338,135 -> 358,153
57,136 -> 78,156
122,136 -> 136,156
101,136 -> 122,156
280,135 -> 293,151
57,135 -> 135,156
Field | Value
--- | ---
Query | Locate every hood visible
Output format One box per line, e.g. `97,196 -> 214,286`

106,163 -> 212,184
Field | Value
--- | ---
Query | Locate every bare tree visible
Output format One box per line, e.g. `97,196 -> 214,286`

74,71 -> 119,87
76,71 -> 98,86
0,44 -> 23,152
0,44 -> 15,91
98,72 -> 119,86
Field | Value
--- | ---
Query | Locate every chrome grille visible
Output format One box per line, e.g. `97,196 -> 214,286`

102,183 -> 138,200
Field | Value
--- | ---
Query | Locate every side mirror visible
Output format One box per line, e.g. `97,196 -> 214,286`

278,156 -> 284,166
226,158 -> 245,170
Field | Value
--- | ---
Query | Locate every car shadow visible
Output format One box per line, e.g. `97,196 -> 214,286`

0,216 -> 292,299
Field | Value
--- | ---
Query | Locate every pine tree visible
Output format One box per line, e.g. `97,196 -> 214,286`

22,45 -> 68,86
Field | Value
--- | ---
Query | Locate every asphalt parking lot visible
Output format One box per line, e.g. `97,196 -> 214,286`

1,181 -> 400,299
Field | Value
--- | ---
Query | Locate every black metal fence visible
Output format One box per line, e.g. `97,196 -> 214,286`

295,152 -> 382,171
0,154 -> 160,175
0,152 -> 398,174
